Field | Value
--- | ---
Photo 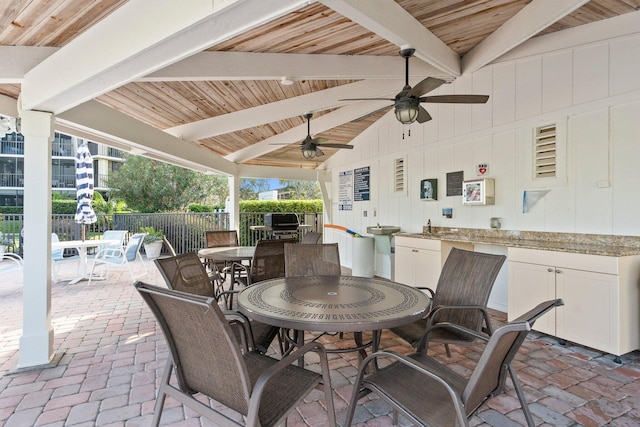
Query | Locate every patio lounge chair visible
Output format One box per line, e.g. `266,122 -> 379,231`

135,281 -> 336,427
344,299 -> 564,427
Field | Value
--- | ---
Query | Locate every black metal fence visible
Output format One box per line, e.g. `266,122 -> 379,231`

0,211 -> 323,256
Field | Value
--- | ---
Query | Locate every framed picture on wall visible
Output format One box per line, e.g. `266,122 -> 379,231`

420,179 -> 437,201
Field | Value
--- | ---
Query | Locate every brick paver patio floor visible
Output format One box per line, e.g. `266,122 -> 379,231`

1,256 -> 640,426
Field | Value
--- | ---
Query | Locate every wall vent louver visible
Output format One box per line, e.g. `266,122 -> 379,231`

394,157 -> 405,192
534,124 -> 557,179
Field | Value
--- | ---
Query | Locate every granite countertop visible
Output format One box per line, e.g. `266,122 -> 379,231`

395,227 -> 640,257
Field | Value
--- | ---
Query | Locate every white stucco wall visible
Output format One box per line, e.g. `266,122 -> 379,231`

322,30 -> 640,311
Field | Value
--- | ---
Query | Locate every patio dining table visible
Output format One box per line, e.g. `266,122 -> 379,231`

238,275 -> 431,364
198,246 -> 256,307
52,239 -> 119,284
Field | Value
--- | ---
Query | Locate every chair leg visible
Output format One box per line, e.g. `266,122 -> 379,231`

151,359 -> 173,427
508,364 -> 535,427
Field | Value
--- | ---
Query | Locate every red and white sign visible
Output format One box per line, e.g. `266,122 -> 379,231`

476,163 -> 489,176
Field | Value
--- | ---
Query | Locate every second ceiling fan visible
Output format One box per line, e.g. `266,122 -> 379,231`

341,48 -> 490,124
273,112 -> 353,159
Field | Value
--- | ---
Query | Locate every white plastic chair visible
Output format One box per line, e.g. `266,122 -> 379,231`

88,232 -> 147,284
0,252 -> 23,275
102,230 -> 127,250
51,232 -> 79,283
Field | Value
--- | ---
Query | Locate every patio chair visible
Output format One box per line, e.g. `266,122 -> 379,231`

101,229 -> 127,254
0,252 -> 23,275
87,232 -> 147,284
344,299 -> 564,427
135,281 -> 336,427
389,248 -> 506,355
300,231 -> 322,244
204,230 -> 238,281
233,239 -> 287,287
51,232 -> 79,283
284,242 -> 341,277
154,252 -> 281,354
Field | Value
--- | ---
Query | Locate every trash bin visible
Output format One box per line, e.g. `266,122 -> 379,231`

352,236 -> 374,278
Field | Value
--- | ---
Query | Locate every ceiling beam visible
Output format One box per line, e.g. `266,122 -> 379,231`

165,78 -> 403,141
56,100 -> 238,176
320,0 -> 460,77
462,0 -> 591,74
0,46 -> 57,84
227,100 -> 391,162
142,51 -> 446,81
20,0 -> 311,114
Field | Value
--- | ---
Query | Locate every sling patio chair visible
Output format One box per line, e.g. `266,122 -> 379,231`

204,230 -> 239,282
154,251 -> 281,354
233,239 -> 287,287
283,242 -> 341,277
135,281 -> 336,427
344,299 -> 564,427
51,232 -> 80,283
87,232 -> 147,284
389,247 -> 506,355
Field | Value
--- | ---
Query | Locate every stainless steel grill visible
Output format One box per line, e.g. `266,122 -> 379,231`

264,213 -> 299,239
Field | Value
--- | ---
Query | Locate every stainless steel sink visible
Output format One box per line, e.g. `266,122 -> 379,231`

366,226 -> 401,235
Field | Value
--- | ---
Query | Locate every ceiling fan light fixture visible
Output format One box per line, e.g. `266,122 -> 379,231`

394,99 -> 419,124
302,147 -> 317,159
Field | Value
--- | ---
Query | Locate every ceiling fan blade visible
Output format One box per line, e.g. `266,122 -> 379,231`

316,143 -> 354,149
416,106 -> 432,123
408,77 -> 446,98
311,137 -> 327,144
420,94 -> 489,104
339,98 -> 395,102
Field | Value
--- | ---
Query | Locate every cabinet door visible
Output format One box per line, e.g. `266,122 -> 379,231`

556,268 -> 618,353
394,245 -> 416,286
508,261 -> 556,335
395,246 -> 440,289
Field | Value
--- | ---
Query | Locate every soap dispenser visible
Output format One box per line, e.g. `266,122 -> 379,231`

427,219 -> 432,234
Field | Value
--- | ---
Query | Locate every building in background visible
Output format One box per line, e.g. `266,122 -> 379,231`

0,131 -> 126,207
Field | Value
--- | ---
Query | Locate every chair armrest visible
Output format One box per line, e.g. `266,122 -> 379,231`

231,261 -> 251,286
414,286 -> 435,299
223,310 -> 255,352
355,350 -> 469,427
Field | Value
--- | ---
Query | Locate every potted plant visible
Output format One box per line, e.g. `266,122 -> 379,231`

140,227 -> 164,259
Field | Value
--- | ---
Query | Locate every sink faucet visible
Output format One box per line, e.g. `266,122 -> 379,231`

377,222 -> 380,228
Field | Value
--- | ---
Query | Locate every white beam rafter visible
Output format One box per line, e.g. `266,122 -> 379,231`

20,0 -> 311,114
56,101 -> 237,176
320,0 -> 460,77
0,46 -> 57,84
462,0 -> 591,74
142,51 -> 445,81
227,100 -> 391,162
165,79 -> 403,141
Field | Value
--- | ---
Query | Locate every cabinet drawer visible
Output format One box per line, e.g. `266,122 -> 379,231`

508,247 -> 618,274
394,236 -> 440,251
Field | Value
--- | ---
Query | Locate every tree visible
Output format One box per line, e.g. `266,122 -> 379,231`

278,180 -> 321,200
239,178 -> 271,200
106,155 -> 228,212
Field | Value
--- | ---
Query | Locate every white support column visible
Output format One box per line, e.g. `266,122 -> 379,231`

18,110 -> 55,369
228,176 -> 240,231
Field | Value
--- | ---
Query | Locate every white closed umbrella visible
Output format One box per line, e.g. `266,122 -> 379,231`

74,143 -> 97,241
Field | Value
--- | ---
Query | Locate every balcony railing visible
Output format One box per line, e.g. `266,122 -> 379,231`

0,173 -> 24,187
1,140 -> 24,155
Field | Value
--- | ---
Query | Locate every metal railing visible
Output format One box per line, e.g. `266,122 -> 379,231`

0,211 -> 323,257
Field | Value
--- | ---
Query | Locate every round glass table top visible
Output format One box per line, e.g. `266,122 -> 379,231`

238,275 -> 431,333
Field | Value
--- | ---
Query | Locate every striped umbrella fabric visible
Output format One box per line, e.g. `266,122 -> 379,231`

75,143 -> 97,237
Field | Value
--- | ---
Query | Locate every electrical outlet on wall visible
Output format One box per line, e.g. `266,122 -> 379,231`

363,210 -> 367,217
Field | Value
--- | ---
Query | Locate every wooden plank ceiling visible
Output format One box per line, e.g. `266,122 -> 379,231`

0,0 -> 637,171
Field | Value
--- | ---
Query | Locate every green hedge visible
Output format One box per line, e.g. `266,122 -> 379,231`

53,200 -> 78,215
240,200 -> 322,213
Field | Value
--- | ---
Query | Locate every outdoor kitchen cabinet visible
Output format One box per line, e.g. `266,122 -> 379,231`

394,237 -> 441,290
508,247 -> 640,358
395,236 -> 475,290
